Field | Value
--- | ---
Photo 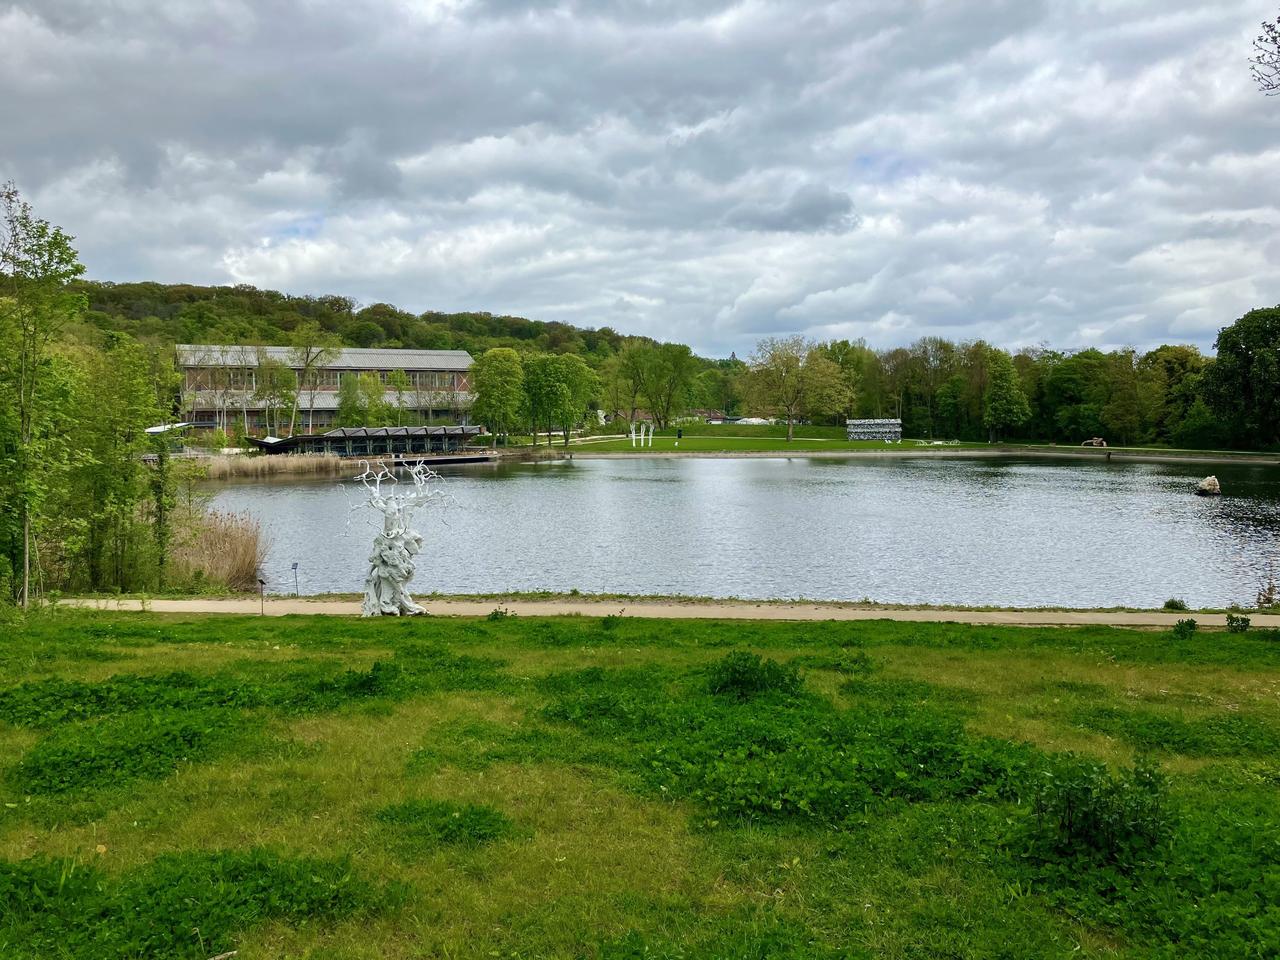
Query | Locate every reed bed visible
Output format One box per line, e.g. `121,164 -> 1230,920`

170,510 -> 266,591
202,453 -> 345,480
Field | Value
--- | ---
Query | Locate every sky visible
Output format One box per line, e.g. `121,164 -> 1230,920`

4,1 -> 1279,358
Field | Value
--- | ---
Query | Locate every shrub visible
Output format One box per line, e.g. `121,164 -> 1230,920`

1025,756 -> 1171,867
1172,618 -> 1197,639
1162,597 -> 1189,611
706,651 -> 802,701
487,606 -> 514,621
374,798 -> 516,850
1226,612 -> 1251,633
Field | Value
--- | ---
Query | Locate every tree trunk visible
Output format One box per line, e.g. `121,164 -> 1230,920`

787,416 -> 795,442
20,512 -> 30,611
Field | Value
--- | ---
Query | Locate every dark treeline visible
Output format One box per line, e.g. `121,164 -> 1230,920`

75,281 -> 627,360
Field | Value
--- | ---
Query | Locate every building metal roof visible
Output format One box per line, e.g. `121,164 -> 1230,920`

176,344 -> 473,371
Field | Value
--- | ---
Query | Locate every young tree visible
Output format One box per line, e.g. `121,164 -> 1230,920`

386,369 -> 411,426
359,372 -> 392,426
470,348 -> 524,446
287,322 -> 342,435
522,354 -> 570,446
253,355 -> 297,436
982,348 -> 1032,442
745,336 -> 849,441
0,183 -> 87,607
336,373 -> 367,426
551,354 -> 596,446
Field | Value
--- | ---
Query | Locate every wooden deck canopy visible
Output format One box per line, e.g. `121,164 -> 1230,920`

248,426 -> 483,457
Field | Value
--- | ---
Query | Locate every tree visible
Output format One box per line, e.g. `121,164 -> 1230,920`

0,183 -> 86,607
1253,11 -> 1280,94
550,354 -> 596,446
336,374 -> 367,426
1202,307 -> 1280,448
982,348 -> 1031,442
521,354 -> 569,446
630,342 -> 697,429
386,369 -> 411,426
252,355 -> 296,436
745,336 -> 850,441
287,321 -> 342,435
470,348 -> 524,446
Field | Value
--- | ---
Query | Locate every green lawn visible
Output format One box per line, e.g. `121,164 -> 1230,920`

2,612 -> 1278,958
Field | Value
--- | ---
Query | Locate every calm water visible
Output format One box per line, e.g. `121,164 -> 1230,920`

211,456 -> 1280,608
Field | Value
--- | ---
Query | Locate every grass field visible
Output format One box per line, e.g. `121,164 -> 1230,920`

2,612 -> 1278,958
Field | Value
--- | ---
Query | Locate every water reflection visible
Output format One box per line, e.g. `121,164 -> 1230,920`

210,456 -> 1280,608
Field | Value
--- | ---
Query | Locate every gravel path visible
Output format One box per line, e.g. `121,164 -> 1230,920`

58,596 -> 1280,627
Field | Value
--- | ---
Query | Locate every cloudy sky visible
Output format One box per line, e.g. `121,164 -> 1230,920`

4,1 -> 1279,357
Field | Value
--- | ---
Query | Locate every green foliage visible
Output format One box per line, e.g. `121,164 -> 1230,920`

0,849 -> 393,959
597,918 -> 861,960
1172,618 -> 1197,639
11,709 -> 243,794
470,347 -> 525,442
1202,306 -> 1280,447
1024,756 -> 1170,868
541,664 -> 1034,825
1226,612 -> 1251,633
705,651 -> 803,701
374,798 -> 517,850
1161,597 -> 1188,611
1070,705 -> 1280,757
982,347 -> 1032,440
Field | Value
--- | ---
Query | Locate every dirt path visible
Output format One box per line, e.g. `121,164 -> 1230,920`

58,596 -> 1280,628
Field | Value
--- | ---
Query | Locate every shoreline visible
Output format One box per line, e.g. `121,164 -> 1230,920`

563,446 -> 1280,467
57,596 -> 1280,627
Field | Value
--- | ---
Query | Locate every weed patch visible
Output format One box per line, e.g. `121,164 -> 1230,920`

1070,705 -> 1280,757
540,665 -> 1034,825
10,709 -> 247,794
374,798 -> 517,851
706,651 -> 803,701
0,848 -> 395,959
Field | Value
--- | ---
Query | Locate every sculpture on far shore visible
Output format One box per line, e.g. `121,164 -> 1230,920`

350,460 -> 445,616
1196,475 -> 1222,497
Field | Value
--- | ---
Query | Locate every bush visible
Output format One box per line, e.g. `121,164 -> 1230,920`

1025,756 -> 1171,867
1162,598 -> 1188,611
1172,618 -> 1198,639
706,651 -> 802,701
1226,613 -> 1251,633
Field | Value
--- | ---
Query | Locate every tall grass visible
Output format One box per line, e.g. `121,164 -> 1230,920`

203,453 -> 345,480
170,510 -> 265,591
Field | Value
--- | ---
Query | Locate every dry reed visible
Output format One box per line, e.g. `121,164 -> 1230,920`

202,453 -> 345,480
170,510 -> 266,591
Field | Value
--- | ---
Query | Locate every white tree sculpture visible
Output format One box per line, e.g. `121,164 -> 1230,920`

350,460 -> 445,616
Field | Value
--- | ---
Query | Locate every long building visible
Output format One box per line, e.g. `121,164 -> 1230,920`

177,344 -> 474,431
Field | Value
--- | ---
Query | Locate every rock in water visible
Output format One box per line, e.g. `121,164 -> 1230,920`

1196,475 -> 1221,496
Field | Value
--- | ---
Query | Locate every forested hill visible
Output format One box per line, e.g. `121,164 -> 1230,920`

73,280 -> 634,360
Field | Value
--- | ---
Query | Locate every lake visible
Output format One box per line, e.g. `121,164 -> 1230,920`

210,455 -> 1280,608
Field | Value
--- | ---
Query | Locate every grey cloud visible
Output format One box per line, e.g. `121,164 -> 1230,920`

725,184 -> 859,233
3,0 -> 1278,357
